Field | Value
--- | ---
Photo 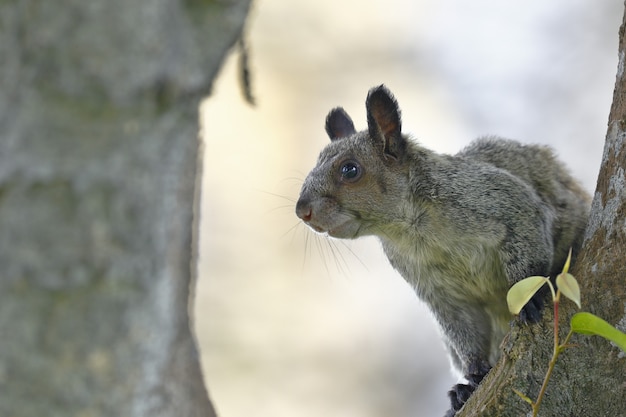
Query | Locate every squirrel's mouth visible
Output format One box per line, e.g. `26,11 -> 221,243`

306,223 -> 326,234
303,219 -> 358,239
326,220 -> 360,239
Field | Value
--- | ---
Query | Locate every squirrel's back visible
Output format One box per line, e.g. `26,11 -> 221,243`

457,136 -> 590,275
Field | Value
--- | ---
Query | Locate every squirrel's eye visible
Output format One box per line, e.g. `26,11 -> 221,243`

340,161 -> 361,182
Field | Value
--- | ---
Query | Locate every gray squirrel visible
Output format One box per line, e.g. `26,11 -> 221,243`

295,85 -> 590,416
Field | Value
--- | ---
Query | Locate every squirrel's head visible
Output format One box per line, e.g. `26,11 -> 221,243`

296,85 -> 412,239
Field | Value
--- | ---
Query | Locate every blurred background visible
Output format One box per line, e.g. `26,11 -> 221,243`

195,1 -> 621,416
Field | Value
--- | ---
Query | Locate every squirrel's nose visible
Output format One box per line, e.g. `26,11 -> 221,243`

295,199 -> 312,222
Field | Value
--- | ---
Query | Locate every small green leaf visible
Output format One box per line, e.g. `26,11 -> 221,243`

561,248 -> 572,274
555,272 -> 581,308
512,388 -> 534,405
507,276 -> 550,315
571,312 -> 626,352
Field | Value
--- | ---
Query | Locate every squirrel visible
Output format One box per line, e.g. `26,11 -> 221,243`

295,85 -> 590,416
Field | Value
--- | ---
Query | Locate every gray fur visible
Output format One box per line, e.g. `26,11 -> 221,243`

296,85 -> 590,415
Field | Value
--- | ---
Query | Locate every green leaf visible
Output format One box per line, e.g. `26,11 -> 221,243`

507,276 -> 550,315
561,248 -> 572,274
512,388 -> 534,405
571,312 -> 626,352
556,272 -> 581,308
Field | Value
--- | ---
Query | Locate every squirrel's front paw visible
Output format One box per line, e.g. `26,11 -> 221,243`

519,289 -> 546,323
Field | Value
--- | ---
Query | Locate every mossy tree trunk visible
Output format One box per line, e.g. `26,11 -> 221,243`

460,3 -> 626,416
0,1 -> 251,416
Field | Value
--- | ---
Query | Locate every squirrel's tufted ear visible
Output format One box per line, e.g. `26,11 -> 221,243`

366,85 -> 405,160
325,107 -> 356,141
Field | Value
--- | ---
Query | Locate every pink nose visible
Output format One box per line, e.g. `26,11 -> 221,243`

295,199 -> 312,222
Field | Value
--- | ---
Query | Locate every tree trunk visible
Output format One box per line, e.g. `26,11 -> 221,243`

0,1 -> 251,416
460,4 -> 626,416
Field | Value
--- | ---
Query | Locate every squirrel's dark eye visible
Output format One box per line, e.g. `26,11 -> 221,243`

339,161 -> 361,182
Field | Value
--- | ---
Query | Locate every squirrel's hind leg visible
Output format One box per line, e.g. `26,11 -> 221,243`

445,358 -> 491,416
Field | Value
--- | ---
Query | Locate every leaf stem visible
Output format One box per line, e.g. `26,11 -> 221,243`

533,344 -> 558,416
532,290 -> 574,417
553,299 -> 559,355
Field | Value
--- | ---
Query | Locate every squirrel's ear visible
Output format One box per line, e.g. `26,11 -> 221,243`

366,85 -> 405,160
325,107 -> 356,141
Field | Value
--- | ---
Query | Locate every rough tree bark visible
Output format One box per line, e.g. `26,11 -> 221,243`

460,4 -> 626,417
0,1 -> 251,416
